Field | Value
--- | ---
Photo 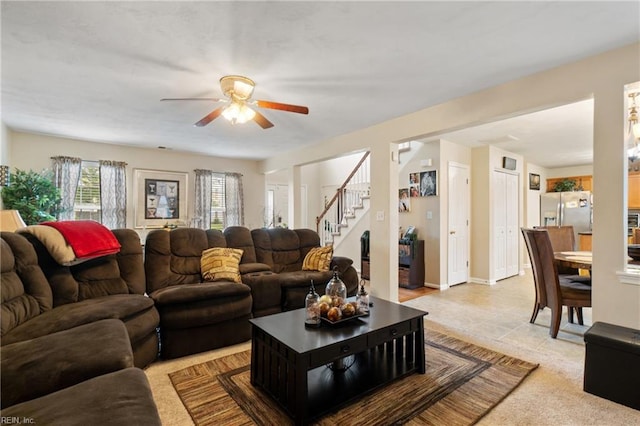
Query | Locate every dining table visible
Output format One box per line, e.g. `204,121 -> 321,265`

555,249 -> 640,270
554,251 -> 593,271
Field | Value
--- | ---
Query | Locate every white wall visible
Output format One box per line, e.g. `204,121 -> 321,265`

525,162 -> 546,228
6,131 -> 266,239
259,43 -> 640,328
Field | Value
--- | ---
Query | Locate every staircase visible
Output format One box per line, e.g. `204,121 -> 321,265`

316,152 -> 370,248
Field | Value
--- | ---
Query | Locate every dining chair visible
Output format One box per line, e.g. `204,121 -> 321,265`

535,225 -> 591,286
521,228 -> 592,338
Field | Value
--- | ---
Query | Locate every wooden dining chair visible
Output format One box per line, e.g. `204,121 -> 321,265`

535,225 -> 591,288
521,228 -> 592,338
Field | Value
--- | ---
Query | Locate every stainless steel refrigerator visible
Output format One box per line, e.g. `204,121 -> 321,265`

540,191 -> 592,245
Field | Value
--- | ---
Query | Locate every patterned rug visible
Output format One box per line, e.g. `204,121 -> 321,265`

169,330 -> 538,425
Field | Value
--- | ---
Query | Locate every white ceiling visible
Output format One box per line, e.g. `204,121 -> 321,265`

2,1 -> 639,166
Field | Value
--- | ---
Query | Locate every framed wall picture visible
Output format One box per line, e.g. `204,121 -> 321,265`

399,188 -> 411,212
133,169 -> 188,228
529,173 -> 541,190
419,170 -> 437,196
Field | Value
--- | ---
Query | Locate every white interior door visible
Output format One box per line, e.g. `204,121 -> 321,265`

505,173 -> 519,276
448,163 -> 470,286
493,171 -> 507,280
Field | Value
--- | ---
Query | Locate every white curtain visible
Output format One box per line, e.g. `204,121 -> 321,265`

99,160 -> 127,229
194,169 -> 212,229
225,172 -> 244,226
51,156 -> 82,221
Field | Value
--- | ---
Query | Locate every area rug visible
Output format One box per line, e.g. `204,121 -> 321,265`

169,330 -> 538,425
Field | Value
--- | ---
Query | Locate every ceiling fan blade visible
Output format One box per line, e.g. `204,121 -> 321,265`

253,110 -> 274,129
255,100 -> 309,115
161,97 -> 224,102
194,107 -> 224,127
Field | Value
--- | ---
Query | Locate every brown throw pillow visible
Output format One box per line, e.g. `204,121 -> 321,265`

201,247 -> 243,283
302,245 -> 333,271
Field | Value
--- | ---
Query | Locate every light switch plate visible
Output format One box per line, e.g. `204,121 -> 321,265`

376,211 -> 385,221
427,211 -> 433,219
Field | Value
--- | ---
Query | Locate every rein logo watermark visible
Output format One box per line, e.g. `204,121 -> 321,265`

1,417 -> 35,424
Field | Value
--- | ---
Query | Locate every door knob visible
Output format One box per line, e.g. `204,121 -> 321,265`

450,231 -> 456,234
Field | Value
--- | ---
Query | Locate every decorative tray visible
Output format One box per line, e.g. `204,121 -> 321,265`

321,312 -> 369,326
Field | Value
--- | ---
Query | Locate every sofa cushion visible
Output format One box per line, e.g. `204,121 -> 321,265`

302,245 -> 333,271
239,262 -> 272,274
1,319 -> 133,408
153,283 -> 253,329
1,233 -> 53,337
201,247 -> 243,283
0,368 -> 161,426
149,281 -> 251,306
1,294 -> 156,346
224,226 -> 258,263
145,229 -> 209,293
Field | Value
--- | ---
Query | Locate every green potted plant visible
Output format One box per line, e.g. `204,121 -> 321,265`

553,178 -> 577,192
0,168 -> 61,225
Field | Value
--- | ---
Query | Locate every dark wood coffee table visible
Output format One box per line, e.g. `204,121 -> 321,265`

249,296 -> 428,425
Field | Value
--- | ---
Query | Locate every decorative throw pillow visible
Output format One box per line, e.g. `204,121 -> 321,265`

302,245 -> 333,271
201,247 -> 244,283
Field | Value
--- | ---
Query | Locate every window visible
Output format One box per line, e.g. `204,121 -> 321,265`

210,172 -> 225,230
74,161 -> 101,222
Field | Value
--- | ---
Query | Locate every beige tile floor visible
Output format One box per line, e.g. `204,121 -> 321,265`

403,269 -> 591,361
403,270 -> 640,425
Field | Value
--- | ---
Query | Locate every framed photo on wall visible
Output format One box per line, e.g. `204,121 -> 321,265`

419,170 -> 437,196
133,169 -> 188,228
529,173 -> 541,190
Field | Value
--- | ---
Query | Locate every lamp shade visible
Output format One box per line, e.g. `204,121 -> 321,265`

0,210 -> 27,232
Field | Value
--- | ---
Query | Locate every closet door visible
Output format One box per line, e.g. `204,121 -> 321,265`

505,173 -> 519,277
493,171 -> 507,280
493,170 -> 519,281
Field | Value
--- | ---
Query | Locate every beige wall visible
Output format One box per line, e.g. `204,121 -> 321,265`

6,131 -> 266,238
260,43 -> 640,328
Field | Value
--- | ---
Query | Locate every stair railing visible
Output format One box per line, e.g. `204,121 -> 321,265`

316,151 -> 370,245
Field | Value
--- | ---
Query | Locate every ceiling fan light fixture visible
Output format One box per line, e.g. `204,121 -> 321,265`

222,102 -> 256,124
220,75 -> 255,100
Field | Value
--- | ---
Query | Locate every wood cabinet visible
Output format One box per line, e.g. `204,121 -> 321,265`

361,240 -> 425,288
399,240 -> 425,289
579,233 -> 592,251
546,175 -> 592,192
629,172 -> 640,208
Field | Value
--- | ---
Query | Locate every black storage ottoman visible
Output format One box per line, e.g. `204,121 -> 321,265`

583,321 -> 640,410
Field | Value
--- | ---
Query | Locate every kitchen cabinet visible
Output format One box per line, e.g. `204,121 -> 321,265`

546,175 -> 592,192
629,172 -> 640,209
579,233 -> 592,251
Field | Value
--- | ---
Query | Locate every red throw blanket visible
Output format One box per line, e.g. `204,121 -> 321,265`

41,220 -> 121,258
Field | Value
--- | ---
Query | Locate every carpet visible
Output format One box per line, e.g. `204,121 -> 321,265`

169,330 -> 538,425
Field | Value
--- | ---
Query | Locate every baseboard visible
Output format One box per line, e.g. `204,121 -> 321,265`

469,276 -> 497,285
425,282 -> 448,290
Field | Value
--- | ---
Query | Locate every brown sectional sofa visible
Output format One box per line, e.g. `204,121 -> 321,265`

3,229 -> 159,368
144,226 -> 359,358
1,224 -> 359,421
0,232 -> 161,424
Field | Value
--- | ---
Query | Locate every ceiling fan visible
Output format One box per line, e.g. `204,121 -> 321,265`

161,75 -> 309,129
